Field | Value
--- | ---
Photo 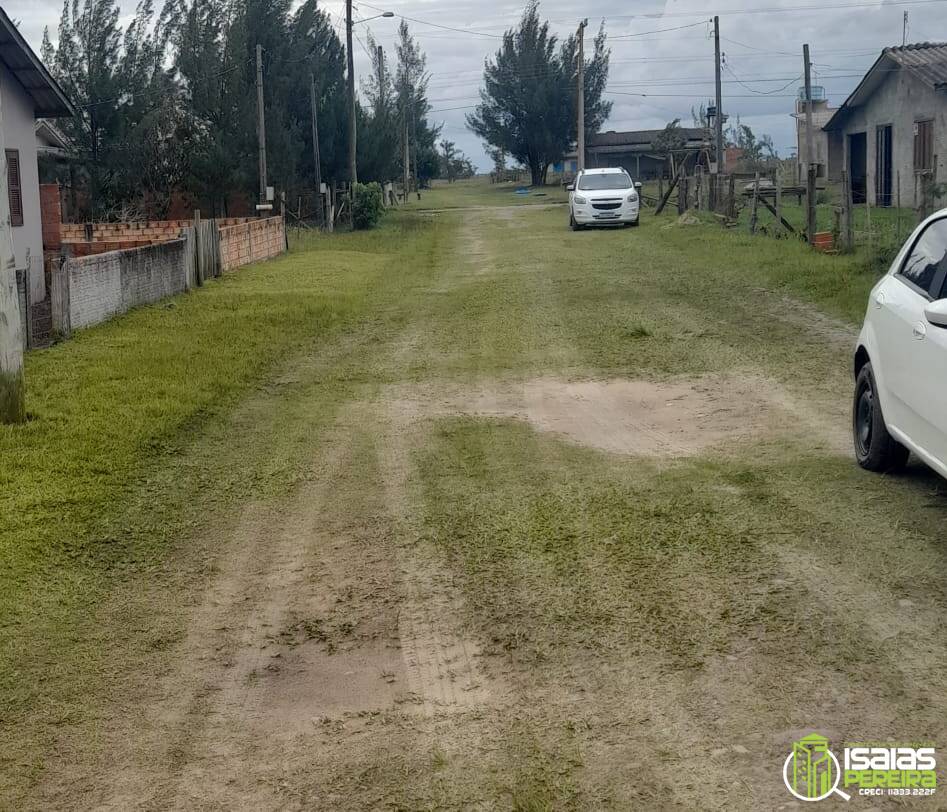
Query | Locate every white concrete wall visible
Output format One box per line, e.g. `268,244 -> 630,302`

835,68 -> 947,207
0,63 -> 43,303
66,240 -> 188,331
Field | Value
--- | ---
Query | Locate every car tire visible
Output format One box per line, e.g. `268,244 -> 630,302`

628,218 -> 640,228
853,362 -> 910,472
569,211 -> 582,231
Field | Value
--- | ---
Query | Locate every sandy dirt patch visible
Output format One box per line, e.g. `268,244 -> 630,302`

388,373 -> 847,458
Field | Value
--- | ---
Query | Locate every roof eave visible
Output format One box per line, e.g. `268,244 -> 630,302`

0,8 -> 76,118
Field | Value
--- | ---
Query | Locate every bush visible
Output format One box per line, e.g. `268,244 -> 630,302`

352,182 -> 384,230
860,237 -> 901,276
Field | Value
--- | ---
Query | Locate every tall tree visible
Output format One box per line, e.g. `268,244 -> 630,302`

395,22 -> 440,188
467,2 -> 610,186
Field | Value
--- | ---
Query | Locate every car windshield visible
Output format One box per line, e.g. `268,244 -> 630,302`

577,173 -> 633,190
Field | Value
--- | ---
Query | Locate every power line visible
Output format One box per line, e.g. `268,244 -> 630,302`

357,1 -> 504,38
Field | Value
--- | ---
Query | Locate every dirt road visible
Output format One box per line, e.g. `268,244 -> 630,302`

20,202 -> 947,809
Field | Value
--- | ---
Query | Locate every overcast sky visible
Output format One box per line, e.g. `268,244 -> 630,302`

8,0 -> 945,172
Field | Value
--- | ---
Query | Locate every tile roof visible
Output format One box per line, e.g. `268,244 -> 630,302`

884,42 -> 947,88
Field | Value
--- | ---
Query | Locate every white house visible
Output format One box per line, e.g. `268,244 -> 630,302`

0,7 -> 74,305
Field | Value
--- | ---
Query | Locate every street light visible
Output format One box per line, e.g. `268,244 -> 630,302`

346,4 -> 394,189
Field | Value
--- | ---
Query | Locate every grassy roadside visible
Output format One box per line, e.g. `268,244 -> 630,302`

0,215 -> 450,799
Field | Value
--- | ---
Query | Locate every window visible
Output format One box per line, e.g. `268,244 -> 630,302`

577,171 -> 632,191
6,150 -> 22,227
899,218 -> 947,299
914,119 -> 934,173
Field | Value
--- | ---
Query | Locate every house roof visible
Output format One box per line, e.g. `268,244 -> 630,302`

824,42 -> 947,131
36,118 -> 70,153
0,7 -> 75,118
588,128 -> 708,148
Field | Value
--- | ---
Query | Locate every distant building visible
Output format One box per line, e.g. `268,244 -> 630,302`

724,146 -> 744,173
823,42 -> 947,206
560,128 -> 709,179
793,85 -> 837,183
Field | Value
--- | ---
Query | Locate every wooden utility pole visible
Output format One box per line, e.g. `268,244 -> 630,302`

713,16 -> 724,209
346,0 -> 357,187
376,45 -> 386,112
309,72 -> 323,227
255,44 -> 267,205
803,44 -> 817,245
577,18 -> 588,171
749,171 -> 760,234
0,92 -> 24,424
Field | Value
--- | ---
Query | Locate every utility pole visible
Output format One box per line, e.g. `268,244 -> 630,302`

577,18 -> 588,171
803,44 -> 817,245
903,11 -> 909,45
0,88 -> 24,424
713,16 -> 724,210
376,45 -> 386,114
403,95 -> 410,202
309,72 -> 323,227
255,44 -> 267,205
346,0 -> 357,188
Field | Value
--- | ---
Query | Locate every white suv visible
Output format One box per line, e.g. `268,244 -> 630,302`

853,209 -> 947,479
568,168 -> 641,230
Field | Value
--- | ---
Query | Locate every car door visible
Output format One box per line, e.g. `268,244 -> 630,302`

876,216 -> 947,464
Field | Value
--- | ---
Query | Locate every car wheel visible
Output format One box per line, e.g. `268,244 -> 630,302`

628,218 -> 640,228
853,362 -> 910,472
570,211 -> 582,231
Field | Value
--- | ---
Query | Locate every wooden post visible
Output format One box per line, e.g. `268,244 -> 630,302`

803,44 -> 817,245
677,175 -> 686,215
309,72 -> 324,228
749,172 -> 760,234
727,174 -> 736,219
775,172 -> 783,235
896,170 -> 903,241
839,169 -> 853,252
193,209 -> 203,286
0,94 -> 25,423
50,257 -> 71,339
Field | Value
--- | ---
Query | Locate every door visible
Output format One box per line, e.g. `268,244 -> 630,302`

875,216 -> 947,466
848,132 -> 868,204
874,125 -> 892,207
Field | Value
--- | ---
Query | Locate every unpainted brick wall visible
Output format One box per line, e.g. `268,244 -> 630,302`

15,268 -> 27,349
40,184 -> 62,251
67,240 -> 187,330
61,217 -> 254,244
218,217 -> 286,272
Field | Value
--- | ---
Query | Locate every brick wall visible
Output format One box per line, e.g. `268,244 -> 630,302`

61,217 -> 254,244
66,240 -> 188,330
15,268 -> 27,349
218,217 -> 286,272
40,183 -> 62,251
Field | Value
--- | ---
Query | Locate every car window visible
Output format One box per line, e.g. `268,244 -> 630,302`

577,173 -> 632,191
899,218 -> 947,299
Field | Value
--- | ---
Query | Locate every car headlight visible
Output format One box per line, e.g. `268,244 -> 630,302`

573,194 -> 587,204
626,193 -> 638,203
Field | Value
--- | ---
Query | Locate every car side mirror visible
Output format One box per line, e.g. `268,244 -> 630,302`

566,184 -> 575,192
924,299 -> 947,328
634,181 -> 642,190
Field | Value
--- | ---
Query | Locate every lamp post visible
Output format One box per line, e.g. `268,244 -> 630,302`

346,4 -> 394,189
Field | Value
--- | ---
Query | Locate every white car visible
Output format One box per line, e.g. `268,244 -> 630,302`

853,208 -> 947,478
568,168 -> 641,230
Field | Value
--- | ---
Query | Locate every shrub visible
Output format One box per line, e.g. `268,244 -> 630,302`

352,182 -> 385,230
860,237 -> 902,276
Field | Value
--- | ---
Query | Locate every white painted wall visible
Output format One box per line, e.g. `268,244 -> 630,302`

0,63 -> 43,303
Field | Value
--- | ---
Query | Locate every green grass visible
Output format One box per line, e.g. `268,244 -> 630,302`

0,215 -> 450,799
